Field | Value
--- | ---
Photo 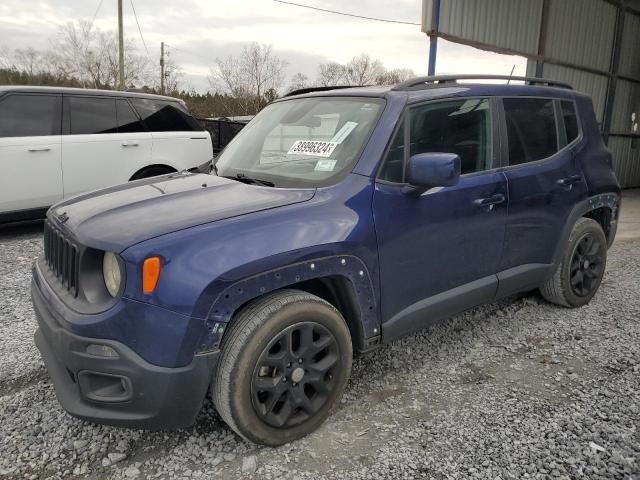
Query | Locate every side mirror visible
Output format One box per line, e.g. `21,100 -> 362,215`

405,153 -> 461,191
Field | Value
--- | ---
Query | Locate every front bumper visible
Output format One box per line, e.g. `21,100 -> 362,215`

32,277 -> 219,430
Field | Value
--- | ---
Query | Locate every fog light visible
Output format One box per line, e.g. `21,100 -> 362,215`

85,344 -> 119,358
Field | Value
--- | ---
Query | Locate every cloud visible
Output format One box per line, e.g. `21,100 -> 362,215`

0,0 -> 527,92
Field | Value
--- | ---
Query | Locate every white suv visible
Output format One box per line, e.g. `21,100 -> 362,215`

0,87 -> 213,223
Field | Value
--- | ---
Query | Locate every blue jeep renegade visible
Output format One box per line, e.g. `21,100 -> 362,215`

32,75 -> 621,446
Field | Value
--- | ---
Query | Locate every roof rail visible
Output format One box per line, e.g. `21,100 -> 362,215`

392,75 -> 573,91
284,85 -> 357,97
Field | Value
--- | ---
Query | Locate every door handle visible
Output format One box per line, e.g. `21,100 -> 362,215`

27,146 -> 51,152
473,193 -> 505,212
121,142 -> 139,147
557,175 -> 582,190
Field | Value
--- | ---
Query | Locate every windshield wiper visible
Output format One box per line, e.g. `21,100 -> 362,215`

221,173 -> 275,187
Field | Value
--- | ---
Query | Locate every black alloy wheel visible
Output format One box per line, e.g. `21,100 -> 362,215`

251,322 -> 338,428
569,233 -> 604,297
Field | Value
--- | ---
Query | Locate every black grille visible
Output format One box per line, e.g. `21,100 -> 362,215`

43,220 -> 79,296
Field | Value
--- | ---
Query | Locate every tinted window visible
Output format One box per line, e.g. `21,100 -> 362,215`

116,99 -> 145,133
69,97 -> 118,135
504,98 -> 558,165
378,119 -> 405,182
130,99 -> 202,132
0,94 -> 58,138
382,98 -> 494,183
561,100 -> 579,144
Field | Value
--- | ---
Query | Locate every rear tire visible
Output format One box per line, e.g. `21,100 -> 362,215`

129,165 -> 175,180
212,289 -> 352,446
540,217 -> 607,307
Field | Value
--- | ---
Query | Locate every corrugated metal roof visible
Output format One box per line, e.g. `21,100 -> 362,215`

532,63 -> 609,121
609,136 -> 640,188
544,0 -> 616,72
619,12 -> 640,78
425,0 -> 543,55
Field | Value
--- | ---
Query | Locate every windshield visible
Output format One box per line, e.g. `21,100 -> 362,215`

215,97 -> 385,188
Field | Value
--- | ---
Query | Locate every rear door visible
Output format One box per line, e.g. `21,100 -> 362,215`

61,95 -> 153,197
497,96 -> 587,296
129,98 -> 212,170
0,93 -> 62,216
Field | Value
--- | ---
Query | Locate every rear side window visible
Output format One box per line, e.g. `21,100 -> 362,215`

561,100 -> 579,144
116,99 -> 145,133
69,97 -> 118,135
0,94 -> 58,137
503,98 -> 558,165
130,99 -> 202,132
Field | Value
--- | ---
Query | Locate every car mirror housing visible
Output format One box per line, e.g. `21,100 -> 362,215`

405,153 -> 461,191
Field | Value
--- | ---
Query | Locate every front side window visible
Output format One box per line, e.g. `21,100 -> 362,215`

130,99 -> 202,132
379,98 -> 493,183
69,97 -> 118,135
215,97 -> 385,188
0,94 -> 58,138
504,98 -> 558,165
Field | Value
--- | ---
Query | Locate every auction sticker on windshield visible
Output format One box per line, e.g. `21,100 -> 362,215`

288,140 -> 337,158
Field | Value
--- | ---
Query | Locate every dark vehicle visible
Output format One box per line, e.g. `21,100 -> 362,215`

32,76 -> 620,446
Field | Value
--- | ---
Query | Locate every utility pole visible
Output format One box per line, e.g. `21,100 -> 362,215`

160,42 -> 165,95
118,0 -> 125,90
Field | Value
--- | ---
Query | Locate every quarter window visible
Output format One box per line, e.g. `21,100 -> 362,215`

130,99 -> 202,132
0,94 -> 58,138
69,97 -> 118,135
379,98 -> 493,182
116,99 -> 145,133
504,98 -> 558,165
561,100 -> 579,144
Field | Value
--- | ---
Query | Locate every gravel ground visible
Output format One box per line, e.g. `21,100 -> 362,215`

0,220 -> 639,480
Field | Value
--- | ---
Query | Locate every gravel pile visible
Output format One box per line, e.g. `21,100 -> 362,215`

0,222 -> 638,479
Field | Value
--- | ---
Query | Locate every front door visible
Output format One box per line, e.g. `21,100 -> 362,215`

0,93 -> 63,217
373,97 -> 507,342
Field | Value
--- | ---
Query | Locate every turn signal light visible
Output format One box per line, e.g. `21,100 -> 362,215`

142,256 -> 161,294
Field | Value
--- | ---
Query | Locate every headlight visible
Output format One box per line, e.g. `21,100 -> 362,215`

103,252 -> 122,297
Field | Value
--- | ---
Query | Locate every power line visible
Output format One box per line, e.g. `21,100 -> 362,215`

272,0 -> 420,26
129,0 -> 150,57
88,0 -> 104,31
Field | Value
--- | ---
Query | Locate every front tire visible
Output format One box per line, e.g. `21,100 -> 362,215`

540,217 -> 607,307
212,290 -> 352,446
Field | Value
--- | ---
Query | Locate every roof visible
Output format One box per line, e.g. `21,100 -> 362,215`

277,78 -> 582,104
0,85 -> 181,102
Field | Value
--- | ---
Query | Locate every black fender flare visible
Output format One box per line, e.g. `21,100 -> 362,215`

195,255 -> 378,353
551,193 -> 620,269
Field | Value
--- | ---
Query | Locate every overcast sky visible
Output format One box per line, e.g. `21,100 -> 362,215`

0,0 -> 527,92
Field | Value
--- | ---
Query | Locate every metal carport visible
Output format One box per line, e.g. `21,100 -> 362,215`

422,0 -> 640,188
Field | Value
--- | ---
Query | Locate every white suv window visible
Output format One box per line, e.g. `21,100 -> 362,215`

0,94 -> 58,137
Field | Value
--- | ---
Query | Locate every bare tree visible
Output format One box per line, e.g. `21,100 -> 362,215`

344,54 -> 385,86
317,61 -> 345,86
209,42 -> 287,114
210,55 -> 253,114
50,20 -> 150,89
162,56 -> 183,96
375,67 -> 416,85
288,72 -> 308,92
242,42 -> 287,109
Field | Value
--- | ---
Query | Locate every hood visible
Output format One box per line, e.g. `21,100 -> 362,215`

49,172 -> 315,252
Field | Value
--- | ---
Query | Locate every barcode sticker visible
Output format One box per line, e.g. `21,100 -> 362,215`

287,140 -> 338,158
